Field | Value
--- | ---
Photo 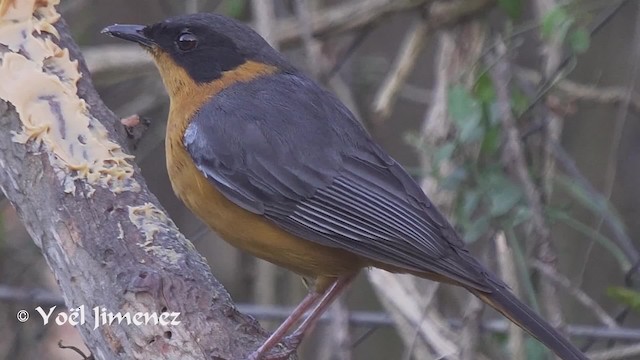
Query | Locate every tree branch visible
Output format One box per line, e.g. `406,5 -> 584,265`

531,0 -> 568,338
495,232 -> 525,359
0,2 -> 267,359
273,0 -> 428,46
490,40 -> 565,334
588,343 -> 640,360
367,271 -> 458,358
371,18 -> 429,124
516,67 -> 640,113
532,261 -> 619,328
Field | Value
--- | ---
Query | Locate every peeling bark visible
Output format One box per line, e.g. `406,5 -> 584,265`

0,17 -> 267,360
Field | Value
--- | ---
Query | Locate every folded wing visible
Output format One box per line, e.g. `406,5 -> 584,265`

185,73 -> 494,291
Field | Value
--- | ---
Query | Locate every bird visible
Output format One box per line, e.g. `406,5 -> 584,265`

102,13 -> 588,360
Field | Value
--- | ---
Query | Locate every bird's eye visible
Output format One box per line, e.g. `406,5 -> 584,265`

176,32 -> 198,51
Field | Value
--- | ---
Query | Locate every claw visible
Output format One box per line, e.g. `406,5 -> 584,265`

248,335 -> 301,360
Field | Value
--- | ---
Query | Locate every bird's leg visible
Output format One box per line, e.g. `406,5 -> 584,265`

249,274 -> 356,360
282,274 -> 355,349
249,290 -> 322,360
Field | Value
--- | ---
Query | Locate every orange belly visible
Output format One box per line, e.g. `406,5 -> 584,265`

165,138 -> 364,282
157,57 -> 364,289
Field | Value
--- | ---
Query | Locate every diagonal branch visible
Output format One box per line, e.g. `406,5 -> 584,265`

372,18 -> 429,124
533,261 -> 619,328
495,232 -> 526,359
490,40 -> 565,333
273,0 -> 428,46
0,1 -> 267,359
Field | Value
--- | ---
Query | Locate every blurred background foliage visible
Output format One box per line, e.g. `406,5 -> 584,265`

2,0 -> 640,359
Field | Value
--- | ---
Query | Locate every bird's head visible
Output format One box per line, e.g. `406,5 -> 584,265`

102,13 -> 289,98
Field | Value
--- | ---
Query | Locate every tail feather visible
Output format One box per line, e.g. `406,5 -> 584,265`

470,285 -> 588,360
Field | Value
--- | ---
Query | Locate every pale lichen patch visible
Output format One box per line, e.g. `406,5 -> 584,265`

0,0 -> 139,193
84,183 -> 96,197
128,203 -> 184,264
128,203 -> 169,242
117,223 -> 124,240
62,174 -> 75,194
143,245 -> 182,264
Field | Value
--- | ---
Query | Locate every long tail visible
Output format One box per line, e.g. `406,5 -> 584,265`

470,284 -> 588,360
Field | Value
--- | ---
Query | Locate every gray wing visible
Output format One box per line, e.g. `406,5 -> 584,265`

185,73 -> 492,290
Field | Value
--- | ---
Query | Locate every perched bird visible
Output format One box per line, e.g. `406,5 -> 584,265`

103,13 -> 587,360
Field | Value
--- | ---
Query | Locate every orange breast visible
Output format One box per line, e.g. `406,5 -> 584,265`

157,54 -> 363,284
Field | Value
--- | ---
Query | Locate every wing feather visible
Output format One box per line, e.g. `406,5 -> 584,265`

185,73 -> 492,290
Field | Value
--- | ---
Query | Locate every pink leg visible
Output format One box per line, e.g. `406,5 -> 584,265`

249,291 -> 322,360
249,274 -> 356,360
286,274 -> 355,343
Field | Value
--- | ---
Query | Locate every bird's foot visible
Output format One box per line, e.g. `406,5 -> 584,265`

247,334 -> 303,360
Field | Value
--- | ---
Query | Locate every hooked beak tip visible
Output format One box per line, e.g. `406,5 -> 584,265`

101,24 -> 155,48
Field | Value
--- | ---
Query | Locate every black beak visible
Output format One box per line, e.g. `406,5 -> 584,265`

101,24 -> 155,48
